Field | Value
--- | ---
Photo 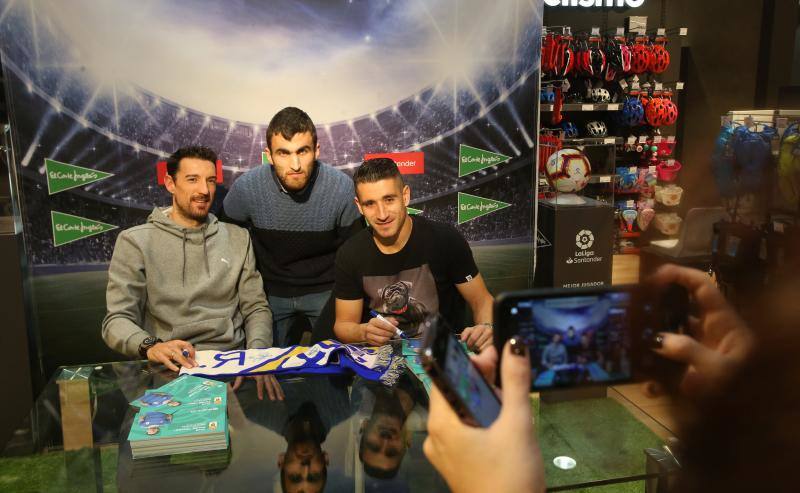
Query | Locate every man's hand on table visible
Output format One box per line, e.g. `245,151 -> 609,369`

146,340 -> 197,372
230,375 -> 285,401
461,324 -> 493,352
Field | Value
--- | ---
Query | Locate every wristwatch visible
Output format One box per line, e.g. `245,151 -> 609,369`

138,336 -> 163,359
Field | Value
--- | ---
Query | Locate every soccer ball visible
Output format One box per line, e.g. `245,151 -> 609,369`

545,148 -> 592,193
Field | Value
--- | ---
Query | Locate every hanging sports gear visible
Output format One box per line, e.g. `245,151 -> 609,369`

589,88 -> 611,103
650,44 -> 670,73
586,120 -> 608,137
620,97 -> 645,127
645,97 -> 670,127
630,42 -> 651,74
560,121 -> 579,138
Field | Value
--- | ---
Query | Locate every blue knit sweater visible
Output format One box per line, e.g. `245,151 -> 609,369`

221,162 -> 362,297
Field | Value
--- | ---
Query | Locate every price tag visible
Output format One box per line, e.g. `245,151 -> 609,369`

627,136 -> 636,145
666,136 -> 676,143
629,166 -> 637,174
608,104 -> 620,111
565,26 -> 572,35
777,117 -> 788,128
654,81 -> 663,91
649,165 -> 657,173
654,136 -> 663,143
676,82 -> 685,90
774,221 -> 786,233
626,200 -> 635,208
680,27 -> 688,36
619,79 -> 629,90
591,27 -> 600,36
604,137 -> 616,144
616,27 -> 625,36
638,136 -> 648,143
657,28 -> 666,36
600,175 -> 611,183
539,178 -> 548,186
581,104 -> 594,111
667,159 -> 676,166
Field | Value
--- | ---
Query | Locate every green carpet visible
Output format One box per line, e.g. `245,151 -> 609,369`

0,446 -> 118,492
538,397 -> 662,491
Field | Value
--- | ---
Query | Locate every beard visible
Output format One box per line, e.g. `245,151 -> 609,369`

175,195 -> 210,223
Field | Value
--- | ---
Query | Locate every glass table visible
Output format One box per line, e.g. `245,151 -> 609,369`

0,360 -> 678,492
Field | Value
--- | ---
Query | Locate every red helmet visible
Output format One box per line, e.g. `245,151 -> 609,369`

554,36 -> 575,76
620,44 -> 632,73
662,98 -> 679,125
650,44 -> 670,73
645,97 -> 670,127
630,43 -> 651,74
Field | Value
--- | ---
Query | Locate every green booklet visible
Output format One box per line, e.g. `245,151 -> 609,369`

129,403 -> 227,442
131,375 -> 227,410
128,375 -> 229,458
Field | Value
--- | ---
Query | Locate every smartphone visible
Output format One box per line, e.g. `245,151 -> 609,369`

420,314 -> 501,427
494,283 -> 689,392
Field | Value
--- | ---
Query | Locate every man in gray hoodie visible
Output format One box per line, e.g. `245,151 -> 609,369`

102,146 -> 282,399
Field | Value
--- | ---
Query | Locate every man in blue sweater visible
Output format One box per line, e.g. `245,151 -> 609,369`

222,107 -> 362,347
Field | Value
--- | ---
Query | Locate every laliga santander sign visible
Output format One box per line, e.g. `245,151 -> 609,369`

544,0 -> 645,7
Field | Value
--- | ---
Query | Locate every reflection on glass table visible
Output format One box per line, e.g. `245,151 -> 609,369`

0,358 -> 678,492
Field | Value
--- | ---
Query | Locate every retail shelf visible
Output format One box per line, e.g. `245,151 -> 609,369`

587,174 -> 614,184
540,103 -> 621,112
562,137 -> 623,145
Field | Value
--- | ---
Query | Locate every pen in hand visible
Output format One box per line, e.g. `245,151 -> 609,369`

369,310 -> 407,339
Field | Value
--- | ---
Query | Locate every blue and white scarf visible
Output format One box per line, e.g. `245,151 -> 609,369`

180,340 -> 401,386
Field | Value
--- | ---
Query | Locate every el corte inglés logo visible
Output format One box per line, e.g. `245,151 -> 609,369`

457,192 -> 511,224
51,211 -> 118,247
45,158 -> 113,195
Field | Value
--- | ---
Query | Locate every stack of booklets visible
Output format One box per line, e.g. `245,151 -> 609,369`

127,375 -> 229,459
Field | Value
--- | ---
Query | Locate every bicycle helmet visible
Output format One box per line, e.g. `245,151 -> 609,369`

650,44 -> 670,74
645,97 -> 669,127
560,121 -> 579,138
589,88 -> 611,103
589,43 -> 607,77
619,97 -> 645,127
630,43 -> 651,74
662,98 -> 679,125
586,120 -> 608,138
620,44 -> 632,73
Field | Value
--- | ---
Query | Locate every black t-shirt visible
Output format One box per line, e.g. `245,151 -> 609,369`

334,216 -> 479,333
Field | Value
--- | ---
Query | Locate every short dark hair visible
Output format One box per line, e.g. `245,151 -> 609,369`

266,107 -> 317,151
353,158 -> 403,187
166,146 -> 217,179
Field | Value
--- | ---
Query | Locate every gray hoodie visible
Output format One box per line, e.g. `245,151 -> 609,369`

102,207 -> 272,357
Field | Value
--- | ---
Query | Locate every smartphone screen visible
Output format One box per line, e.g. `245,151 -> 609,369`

440,334 -> 501,427
504,291 -> 634,390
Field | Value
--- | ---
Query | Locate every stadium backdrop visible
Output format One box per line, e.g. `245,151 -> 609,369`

0,0 -> 542,379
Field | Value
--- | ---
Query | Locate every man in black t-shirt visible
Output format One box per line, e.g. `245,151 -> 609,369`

333,158 -> 493,352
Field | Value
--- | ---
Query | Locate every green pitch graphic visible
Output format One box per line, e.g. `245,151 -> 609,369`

45,158 -> 113,195
457,192 -> 511,224
407,207 -> 423,215
458,144 -> 511,177
51,211 -> 118,247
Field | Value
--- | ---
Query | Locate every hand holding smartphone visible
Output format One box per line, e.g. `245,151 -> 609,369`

420,315 -> 501,427
493,283 -> 689,391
